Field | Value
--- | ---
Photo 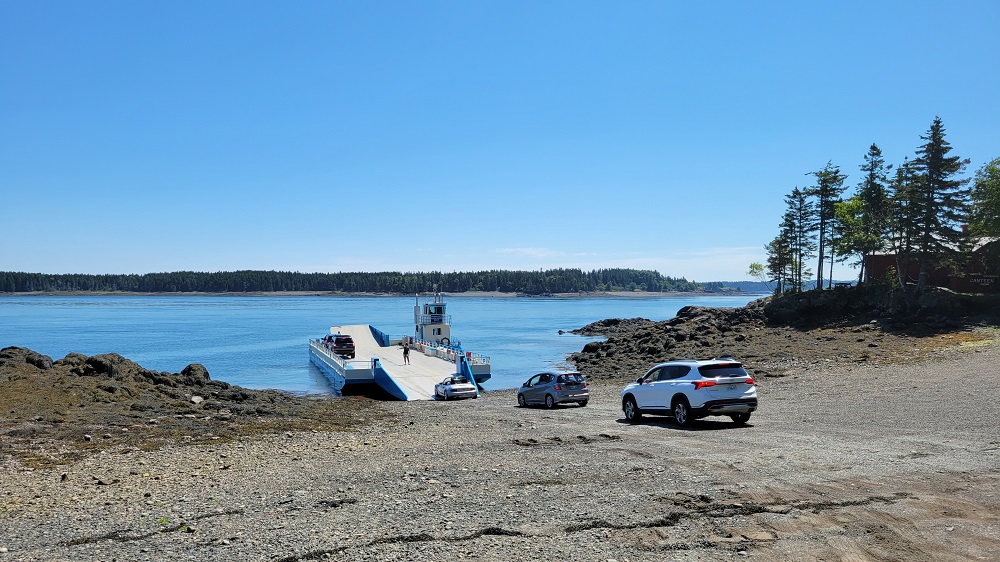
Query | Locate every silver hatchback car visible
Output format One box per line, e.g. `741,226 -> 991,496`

517,372 -> 589,408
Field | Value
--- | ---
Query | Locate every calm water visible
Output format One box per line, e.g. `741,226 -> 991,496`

0,294 -> 763,394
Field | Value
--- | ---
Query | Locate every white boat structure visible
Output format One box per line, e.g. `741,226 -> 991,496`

308,293 -> 491,400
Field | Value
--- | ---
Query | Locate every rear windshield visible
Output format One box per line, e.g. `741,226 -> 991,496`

557,373 -> 584,383
335,337 -> 354,343
697,363 -> 748,378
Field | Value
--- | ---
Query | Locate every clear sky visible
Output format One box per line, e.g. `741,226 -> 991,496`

2,1 -> 998,282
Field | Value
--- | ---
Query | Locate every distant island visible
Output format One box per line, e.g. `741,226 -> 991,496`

0,269 -> 770,295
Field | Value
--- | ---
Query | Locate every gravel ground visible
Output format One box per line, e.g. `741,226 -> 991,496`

2,339 -> 999,561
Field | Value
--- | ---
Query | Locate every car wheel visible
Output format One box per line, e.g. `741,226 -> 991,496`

517,394 -> 526,407
544,394 -> 555,409
623,397 -> 641,422
672,399 -> 691,427
578,400 -> 589,407
731,413 -> 751,425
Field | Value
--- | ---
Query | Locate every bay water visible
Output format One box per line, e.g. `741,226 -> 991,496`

0,294 -> 763,394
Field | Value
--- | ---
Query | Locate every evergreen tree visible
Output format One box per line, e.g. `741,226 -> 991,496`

857,144 -> 892,279
808,162 -> 847,290
781,187 -> 818,292
908,117 -> 971,291
834,144 -> 893,282
887,157 -> 922,287
763,234 -> 792,294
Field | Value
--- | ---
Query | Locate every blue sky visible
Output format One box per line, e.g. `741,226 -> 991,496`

2,1 -> 998,282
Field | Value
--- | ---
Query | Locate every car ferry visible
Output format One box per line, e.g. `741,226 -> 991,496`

309,293 -> 491,401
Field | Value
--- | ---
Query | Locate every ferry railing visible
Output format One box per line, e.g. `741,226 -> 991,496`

417,314 -> 452,325
403,336 -> 490,366
310,340 -> 371,371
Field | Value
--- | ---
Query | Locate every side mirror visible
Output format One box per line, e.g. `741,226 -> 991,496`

636,377 -> 644,384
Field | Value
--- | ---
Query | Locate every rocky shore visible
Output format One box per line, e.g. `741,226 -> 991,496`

2,288 -> 999,560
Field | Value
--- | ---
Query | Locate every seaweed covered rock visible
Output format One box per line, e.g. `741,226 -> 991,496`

64,353 -> 148,381
0,348 -> 384,465
568,304 -> 768,381
572,317 -> 655,337
0,346 -> 54,370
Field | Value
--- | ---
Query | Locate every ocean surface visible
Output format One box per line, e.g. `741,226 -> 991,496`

0,294 -> 764,394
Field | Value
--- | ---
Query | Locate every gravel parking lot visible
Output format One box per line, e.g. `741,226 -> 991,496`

2,339 -> 998,561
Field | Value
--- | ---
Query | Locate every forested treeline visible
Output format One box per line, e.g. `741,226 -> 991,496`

0,268 -> 701,295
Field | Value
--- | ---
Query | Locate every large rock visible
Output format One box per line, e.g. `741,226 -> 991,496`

0,346 -> 54,370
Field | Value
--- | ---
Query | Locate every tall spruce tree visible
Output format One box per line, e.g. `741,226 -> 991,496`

781,186 -> 818,291
908,117 -> 971,291
857,144 -> 892,278
887,157 -> 922,287
835,144 -> 893,282
808,162 -> 847,289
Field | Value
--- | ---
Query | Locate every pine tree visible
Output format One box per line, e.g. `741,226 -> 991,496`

857,144 -> 892,278
887,157 -> 922,287
808,162 -> 848,290
781,187 -> 818,292
908,117 -> 971,291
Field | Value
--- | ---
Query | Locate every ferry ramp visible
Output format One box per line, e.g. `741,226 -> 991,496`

331,324 -> 457,400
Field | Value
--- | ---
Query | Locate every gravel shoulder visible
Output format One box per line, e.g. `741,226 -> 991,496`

2,333 -> 1000,561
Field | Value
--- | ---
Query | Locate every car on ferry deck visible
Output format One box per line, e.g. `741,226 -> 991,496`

517,372 -> 589,408
322,334 -> 356,359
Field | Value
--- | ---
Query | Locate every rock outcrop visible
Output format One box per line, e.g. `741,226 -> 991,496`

0,347 -> 383,465
569,286 -> 1000,382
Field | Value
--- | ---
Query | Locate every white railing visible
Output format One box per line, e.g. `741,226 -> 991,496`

309,340 -> 370,372
403,336 -> 490,365
417,314 -> 452,325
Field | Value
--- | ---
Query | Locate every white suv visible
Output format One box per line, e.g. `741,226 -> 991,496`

620,358 -> 757,426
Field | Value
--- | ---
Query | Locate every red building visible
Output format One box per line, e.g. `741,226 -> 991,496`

863,238 -> 999,293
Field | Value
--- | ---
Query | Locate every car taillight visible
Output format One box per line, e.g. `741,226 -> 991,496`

745,378 -> 755,385
693,381 -> 716,390
554,385 -> 562,391
583,383 -> 588,389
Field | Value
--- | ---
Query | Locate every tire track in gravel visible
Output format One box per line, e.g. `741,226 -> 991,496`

271,492 -> 913,561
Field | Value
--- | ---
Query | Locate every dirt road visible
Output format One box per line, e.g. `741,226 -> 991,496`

2,339 -> 998,560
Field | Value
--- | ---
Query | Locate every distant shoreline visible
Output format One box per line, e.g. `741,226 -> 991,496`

1,290 -> 768,299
